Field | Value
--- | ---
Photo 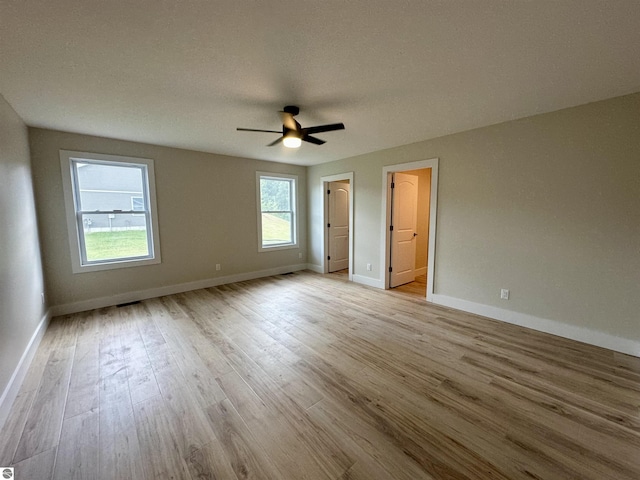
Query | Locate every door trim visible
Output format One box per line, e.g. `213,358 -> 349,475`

321,172 -> 354,281
380,159 -> 439,300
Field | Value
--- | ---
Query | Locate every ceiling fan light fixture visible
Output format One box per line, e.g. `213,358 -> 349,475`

283,135 -> 302,148
237,106 -> 344,148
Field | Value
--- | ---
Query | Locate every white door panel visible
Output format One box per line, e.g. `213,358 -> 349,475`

329,182 -> 350,272
390,173 -> 418,287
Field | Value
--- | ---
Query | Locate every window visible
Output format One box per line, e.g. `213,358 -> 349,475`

131,196 -> 144,213
257,173 -> 298,251
60,150 -> 161,272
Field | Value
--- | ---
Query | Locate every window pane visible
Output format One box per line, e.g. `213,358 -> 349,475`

260,178 -> 291,211
75,162 -> 144,211
261,212 -> 292,246
81,213 -> 149,261
131,196 -> 145,211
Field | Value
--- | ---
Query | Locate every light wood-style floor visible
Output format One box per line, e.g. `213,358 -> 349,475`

393,273 -> 427,298
1,271 -> 639,479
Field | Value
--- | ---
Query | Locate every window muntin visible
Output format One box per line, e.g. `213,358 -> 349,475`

257,173 -> 298,250
60,151 -> 161,272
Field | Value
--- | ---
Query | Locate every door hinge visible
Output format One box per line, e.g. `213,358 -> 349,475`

389,267 -> 392,272
327,256 -> 331,260
391,182 -> 395,189
390,225 -> 394,231
327,189 -> 331,194
327,223 -> 330,228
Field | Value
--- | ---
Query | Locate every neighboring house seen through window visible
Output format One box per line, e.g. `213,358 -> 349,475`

257,172 -> 298,250
60,150 -> 161,273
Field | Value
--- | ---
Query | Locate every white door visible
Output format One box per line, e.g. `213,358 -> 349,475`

389,172 -> 418,287
328,181 -> 350,272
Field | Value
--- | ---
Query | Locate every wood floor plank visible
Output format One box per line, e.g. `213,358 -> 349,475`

213,338 -> 355,479
205,399 -> 284,480
13,346 -> 74,463
145,304 -> 228,409
148,344 -> 219,460
0,388 -> 36,465
99,397 -> 144,480
186,441 -> 240,480
133,303 -> 167,350
219,318 -> 325,409
53,410 -> 99,480
307,397 -> 434,480
132,395 -> 192,480
11,447 -> 56,480
216,370 -> 336,479
120,318 -> 160,406
65,320 -> 100,418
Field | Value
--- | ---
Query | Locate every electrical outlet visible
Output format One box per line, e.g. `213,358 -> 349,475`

216,264 -> 221,271
41,292 -> 45,304
298,252 -> 303,259
500,289 -> 510,300
366,263 -> 372,271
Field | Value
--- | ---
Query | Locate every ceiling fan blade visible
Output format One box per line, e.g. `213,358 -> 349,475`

279,112 -> 299,131
237,128 -> 282,133
303,123 -> 345,135
302,135 -> 326,145
267,136 -> 284,146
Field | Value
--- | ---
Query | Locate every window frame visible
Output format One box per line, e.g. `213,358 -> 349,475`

60,150 -> 162,273
256,172 -> 299,252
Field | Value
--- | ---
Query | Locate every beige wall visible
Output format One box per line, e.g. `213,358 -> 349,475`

29,128 -> 306,309
308,93 -> 640,342
0,96 -> 46,412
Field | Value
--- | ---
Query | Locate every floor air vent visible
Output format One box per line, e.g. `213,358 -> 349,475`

116,300 -> 141,308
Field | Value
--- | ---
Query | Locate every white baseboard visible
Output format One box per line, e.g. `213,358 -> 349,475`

306,263 -> 323,274
0,310 -> 51,431
51,263 -> 309,316
431,294 -> 640,358
352,274 -> 385,289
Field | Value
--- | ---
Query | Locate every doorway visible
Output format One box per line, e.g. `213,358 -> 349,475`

389,171 -> 421,288
321,172 -> 354,281
380,159 -> 438,301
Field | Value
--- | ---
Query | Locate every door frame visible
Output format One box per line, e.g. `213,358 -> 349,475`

380,159 -> 438,300
321,172 -> 354,281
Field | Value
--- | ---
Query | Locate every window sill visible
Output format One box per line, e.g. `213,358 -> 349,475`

71,256 -> 161,274
258,243 -> 299,253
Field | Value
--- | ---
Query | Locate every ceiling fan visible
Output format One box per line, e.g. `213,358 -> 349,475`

237,106 -> 345,148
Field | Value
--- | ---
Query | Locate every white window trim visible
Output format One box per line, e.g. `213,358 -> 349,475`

60,150 -> 162,273
256,172 -> 299,252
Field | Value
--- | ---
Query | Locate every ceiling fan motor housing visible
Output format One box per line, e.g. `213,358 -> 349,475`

283,105 -> 300,116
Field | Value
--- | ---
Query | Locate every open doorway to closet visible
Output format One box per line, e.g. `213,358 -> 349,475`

321,172 -> 354,281
380,159 -> 438,301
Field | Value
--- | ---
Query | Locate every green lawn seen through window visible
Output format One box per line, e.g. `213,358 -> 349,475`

262,212 -> 293,245
84,230 -> 149,261
83,213 -> 293,262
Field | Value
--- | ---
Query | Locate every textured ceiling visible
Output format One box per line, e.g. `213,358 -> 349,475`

2,1 -> 640,166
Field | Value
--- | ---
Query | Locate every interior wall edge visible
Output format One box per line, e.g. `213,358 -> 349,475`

49,263 -> 308,317
306,264 -> 324,274
0,310 -> 51,431
352,274 -> 385,289
431,293 -> 640,358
